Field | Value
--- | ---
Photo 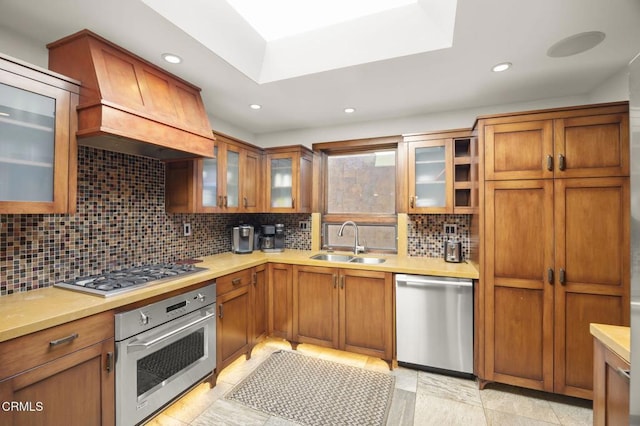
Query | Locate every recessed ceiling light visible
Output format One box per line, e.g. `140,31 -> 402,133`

344,107 -> 356,114
250,104 -> 262,110
161,53 -> 182,64
491,62 -> 512,72
547,31 -> 605,58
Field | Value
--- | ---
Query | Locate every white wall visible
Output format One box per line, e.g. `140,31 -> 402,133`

1,24 -> 629,149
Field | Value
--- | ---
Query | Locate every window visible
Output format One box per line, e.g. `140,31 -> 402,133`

314,137 -> 400,253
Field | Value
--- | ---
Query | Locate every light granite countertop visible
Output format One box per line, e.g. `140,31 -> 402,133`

0,249 -> 479,343
590,323 -> 631,364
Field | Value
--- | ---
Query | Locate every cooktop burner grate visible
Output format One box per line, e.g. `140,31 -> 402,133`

54,263 -> 207,297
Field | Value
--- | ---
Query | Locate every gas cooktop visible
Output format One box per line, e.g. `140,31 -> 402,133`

54,263 -> 208,297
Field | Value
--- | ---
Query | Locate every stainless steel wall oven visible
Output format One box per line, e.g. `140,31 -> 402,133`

115,283 -> 216,426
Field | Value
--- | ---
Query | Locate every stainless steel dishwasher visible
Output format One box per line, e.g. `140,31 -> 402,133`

395,274 -> 473,375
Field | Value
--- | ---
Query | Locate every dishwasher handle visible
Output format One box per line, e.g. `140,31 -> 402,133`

395,274 -> 472,288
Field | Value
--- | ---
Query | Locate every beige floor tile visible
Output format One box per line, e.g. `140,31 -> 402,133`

391,367 -> 418,392
386,388 -> 416,426
159,381 -> 233,424
418,370 -> 482,407
485,408 -> 559,425
143,412 -> 188,426
546,398 -> 592,426
414,393 -> 487,425
366,356 -> 393,372
480,385 -> 560,424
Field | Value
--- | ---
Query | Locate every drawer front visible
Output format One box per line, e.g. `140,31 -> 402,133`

217,268 -> 253,296
0,310 -> 114,380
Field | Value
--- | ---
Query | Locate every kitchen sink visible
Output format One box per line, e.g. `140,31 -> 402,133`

310,253 -> 356,262
309,253 -> 386,264
349,257 -> 386,264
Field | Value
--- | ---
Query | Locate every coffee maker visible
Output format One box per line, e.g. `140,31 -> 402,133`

232,225 -> 254,254
260,224 -> 285,252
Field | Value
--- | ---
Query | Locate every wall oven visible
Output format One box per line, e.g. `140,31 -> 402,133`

115,282 -> 216,426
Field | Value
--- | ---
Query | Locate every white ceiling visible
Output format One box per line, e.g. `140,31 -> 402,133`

0,0 -> 639,137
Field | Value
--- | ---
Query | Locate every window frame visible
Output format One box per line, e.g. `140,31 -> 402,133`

313,136 -> 402,252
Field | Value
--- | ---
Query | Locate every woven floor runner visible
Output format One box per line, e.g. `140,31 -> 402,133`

226,350 -> 395,425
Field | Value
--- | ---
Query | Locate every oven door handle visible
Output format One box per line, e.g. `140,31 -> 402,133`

127,311 -> 215,352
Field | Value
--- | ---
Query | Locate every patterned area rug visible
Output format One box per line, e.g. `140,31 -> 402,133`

226,350 -> 395,425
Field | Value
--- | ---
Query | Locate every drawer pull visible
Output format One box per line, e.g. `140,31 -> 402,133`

106,352 -> 114,373
49,333 -> 79,347
232,278 -> 242,286
615,367 -> 631,382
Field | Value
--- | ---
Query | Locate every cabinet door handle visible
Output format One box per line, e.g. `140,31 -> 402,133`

547,268 -> 554,285
252,272 -> 257,285
218,196 -> 224,208
559,268 -> 566,285
218,304 -> 224,319
615,367 -> 631,382
224,195 -> 228,207
558,154 -> 566,171
292,198 -> 295,209
340,275 -> 345,290
232,277 -> 242,286
410,196 -> 415,208
49,333 -> 79,347
244,197 -> 248,208
333,274 -> 337,289
546,155 -> 553,171
106,351 -> 114,373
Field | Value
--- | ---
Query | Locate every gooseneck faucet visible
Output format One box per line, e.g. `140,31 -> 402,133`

337,221 -> 365,255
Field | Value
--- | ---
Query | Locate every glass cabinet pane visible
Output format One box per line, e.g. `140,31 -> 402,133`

202,146 -> 218,207
414,145 -> 446,207
0,82 -> 55,202
226,149 -> 239,208
270,157 -> 293,208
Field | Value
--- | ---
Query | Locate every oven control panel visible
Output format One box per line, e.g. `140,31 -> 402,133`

115,282 -> 216,341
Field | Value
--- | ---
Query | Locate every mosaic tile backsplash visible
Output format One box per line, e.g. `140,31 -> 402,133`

1,146 -> 471,296
0,147 -> 311,296
408,214 -> 471,259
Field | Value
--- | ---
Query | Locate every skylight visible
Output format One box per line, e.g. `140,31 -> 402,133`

226,0 -> 417,41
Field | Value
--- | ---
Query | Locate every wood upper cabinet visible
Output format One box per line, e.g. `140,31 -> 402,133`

216,269 -> 252,372
483,177 -> 630,399
0,54 -> 80,214
0,311 -> 115,426
265,146 -> 313,213
483,103 -> 629,181
251,264 -> 268,344
268,263 -> 294,340
292,265 -> 393,363
403,129 -> 477,214
165,134 -> 263,213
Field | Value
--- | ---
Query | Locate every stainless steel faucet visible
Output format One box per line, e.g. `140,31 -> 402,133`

337,221 -> 365,255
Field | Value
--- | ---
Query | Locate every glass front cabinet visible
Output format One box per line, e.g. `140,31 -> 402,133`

0,54 -> 79,213
265,146 -> 313,213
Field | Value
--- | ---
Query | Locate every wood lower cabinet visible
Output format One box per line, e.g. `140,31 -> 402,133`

592,333 -> 630,426
252,264 -> 268,344
0,311 -> 115,426
216,269 -> 252,373
292,265 -> 393,363
483,177 -> 629,398
268,263 -> 294,340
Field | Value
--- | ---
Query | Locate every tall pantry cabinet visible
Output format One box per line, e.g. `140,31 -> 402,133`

478,102 -> 630,399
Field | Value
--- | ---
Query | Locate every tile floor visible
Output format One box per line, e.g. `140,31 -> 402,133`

145,338 -> 593,426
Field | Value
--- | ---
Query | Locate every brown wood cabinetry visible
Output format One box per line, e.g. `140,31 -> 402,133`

268,263 -> 294,340
0,311 -> 115,426
0,54 -> 80,214
484,104 -> 629,181
216,269 -> 252,372
265,146 -> 313,213
252,264 -> 268,344
592,332 -> 630,426
479,102 -> 630,399
292,265 -> 393,363
166,134 -> 263,213
403,129 -> 477,214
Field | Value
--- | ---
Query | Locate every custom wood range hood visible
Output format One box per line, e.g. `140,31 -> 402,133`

47,29 -> 215,160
